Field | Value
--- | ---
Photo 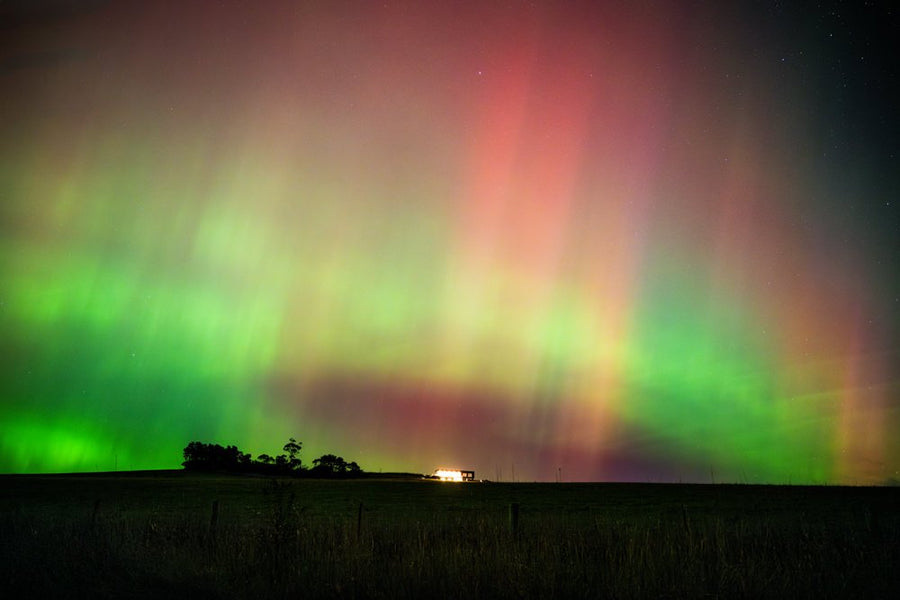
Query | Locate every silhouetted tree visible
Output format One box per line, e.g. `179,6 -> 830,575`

310,454 -> 363,477
182,441 -> 208,469
182,438 -> 361,477
182,441 -> 250,472
283,437 -> 303,471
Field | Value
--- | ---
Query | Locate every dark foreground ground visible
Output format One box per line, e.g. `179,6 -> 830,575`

2,472 -> 898,599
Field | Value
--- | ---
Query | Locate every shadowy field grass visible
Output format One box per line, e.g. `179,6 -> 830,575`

2,473 -> 898,598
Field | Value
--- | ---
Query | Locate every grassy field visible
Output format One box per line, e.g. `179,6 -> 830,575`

2,472 -> 899,599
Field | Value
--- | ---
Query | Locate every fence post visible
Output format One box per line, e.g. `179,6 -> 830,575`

508,502 -> 520,536
209,499 -> 219,538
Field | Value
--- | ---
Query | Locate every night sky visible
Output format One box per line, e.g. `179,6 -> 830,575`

1,0 -> 898,483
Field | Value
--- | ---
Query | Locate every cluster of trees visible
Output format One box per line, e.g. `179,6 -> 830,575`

308,454 -> 362,477
182,438 -> 362,477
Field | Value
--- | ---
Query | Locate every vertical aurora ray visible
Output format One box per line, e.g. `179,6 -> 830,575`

1,1 -> 897,483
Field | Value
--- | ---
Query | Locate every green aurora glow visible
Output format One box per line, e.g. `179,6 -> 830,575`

1,1 -> 898,483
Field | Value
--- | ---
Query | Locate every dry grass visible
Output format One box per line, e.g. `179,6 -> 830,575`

2,475 -> 898,599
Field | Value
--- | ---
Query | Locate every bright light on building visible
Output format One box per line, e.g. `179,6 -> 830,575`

434,468 -> 464,481
432,468 -> 475,481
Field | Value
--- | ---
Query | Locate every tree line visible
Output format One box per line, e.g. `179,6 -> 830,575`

182,438 -> 362,477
